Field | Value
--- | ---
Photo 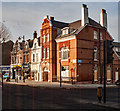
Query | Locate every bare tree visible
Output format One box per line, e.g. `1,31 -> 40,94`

0,22 -> 11,43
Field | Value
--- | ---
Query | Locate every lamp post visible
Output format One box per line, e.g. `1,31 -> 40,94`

18,35 -> 25,83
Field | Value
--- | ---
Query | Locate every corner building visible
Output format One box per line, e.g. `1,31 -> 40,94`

55,4 -> 120,83
40,4 -> 120,83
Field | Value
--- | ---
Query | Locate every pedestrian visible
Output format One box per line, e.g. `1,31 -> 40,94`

23,76 -> 25,83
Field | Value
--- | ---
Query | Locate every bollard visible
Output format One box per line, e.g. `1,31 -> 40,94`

97,87 -> 102,103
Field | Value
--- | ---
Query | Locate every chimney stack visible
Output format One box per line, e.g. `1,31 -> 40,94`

81,4 -> 89,26
50,16 -> 54,21
100,9 -> 107,28
33,31 -> 37,39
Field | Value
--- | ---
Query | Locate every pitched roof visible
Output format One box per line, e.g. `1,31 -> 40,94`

113,42 -> 120,48
88,17 -> 102,27
116,52 -> 120,56
37,37 -> 41,46
51,20 -> 69,28
69,20 -> 81,29
55,17 -> 103,39
27,39 -> 33,48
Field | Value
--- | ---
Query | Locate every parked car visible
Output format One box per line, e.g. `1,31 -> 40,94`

115,79 -> 120,85
3,73 -> 10,79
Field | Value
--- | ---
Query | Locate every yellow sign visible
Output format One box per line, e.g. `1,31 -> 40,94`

14,65 -> 21,68
97,87 -> 102,97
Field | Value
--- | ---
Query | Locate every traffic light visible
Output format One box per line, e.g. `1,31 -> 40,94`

107,40 -> 114,64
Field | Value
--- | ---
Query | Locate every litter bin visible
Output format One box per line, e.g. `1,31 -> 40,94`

97,87 -> 102,103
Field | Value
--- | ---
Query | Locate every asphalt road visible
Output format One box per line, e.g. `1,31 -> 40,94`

2,83 -> 120,110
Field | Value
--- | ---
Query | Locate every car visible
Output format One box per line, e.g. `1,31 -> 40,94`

3,73 -> 10,79
115,79 -> 120,85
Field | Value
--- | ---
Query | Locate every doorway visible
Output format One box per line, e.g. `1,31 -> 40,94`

43,67 -> 48,82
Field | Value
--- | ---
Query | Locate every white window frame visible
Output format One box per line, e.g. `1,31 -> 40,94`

43,35 -> 45,43
46,33 -> 49,42
94,31 -> 97,40
100,32 -> 102,40
61,47 -> 69,61
47,48 -> 49,59
94,47 -> 97,61
36,53 -> 38,62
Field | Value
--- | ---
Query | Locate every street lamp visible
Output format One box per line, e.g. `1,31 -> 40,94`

18,35 -> 25,82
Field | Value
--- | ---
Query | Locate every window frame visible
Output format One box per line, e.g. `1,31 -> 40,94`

46,48 -> 49,59
46,33 -> 49,42
94,31 -> 97,40
94,47 -> 97,61
61,47 -> 69,61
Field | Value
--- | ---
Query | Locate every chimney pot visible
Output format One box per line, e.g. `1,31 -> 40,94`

100,9 -> 107,28
82,4 -> 87,8
81,4 -> 89,26
50,17 -> 54,21
102,9 -> 106,13
33,31 -> 37,39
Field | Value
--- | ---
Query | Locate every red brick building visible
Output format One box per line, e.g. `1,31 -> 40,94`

11,37 -> 33,80
54,4 -> 120,83
40,16 -> 68,82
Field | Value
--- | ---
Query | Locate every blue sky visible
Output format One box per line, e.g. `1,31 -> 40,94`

1,1 -> 119,42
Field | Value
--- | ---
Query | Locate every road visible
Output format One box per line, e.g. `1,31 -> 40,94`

2,83 -> 120,110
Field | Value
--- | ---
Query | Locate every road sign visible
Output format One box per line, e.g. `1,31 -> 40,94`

78,59 -> 82,63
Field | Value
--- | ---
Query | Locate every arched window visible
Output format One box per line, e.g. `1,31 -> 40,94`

61,47 -> 69,60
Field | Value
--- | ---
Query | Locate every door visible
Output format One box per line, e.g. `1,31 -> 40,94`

115,71 -> 118,81
94,70 -> 97,82
43,72 -> 48,81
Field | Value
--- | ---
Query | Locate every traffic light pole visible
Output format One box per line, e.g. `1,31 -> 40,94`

60,61 -> 61,87
103,40 -> 106,104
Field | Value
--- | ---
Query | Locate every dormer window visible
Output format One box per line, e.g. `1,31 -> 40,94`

62,27 -> 69,35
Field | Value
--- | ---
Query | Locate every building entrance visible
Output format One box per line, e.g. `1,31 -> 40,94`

43,67 -> 48,82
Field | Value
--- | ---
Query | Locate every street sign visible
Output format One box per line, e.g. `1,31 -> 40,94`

78,59 -> 82,63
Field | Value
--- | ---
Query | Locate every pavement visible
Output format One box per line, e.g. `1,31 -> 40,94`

3,79 -> 120,109
3,79 -> 118,89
